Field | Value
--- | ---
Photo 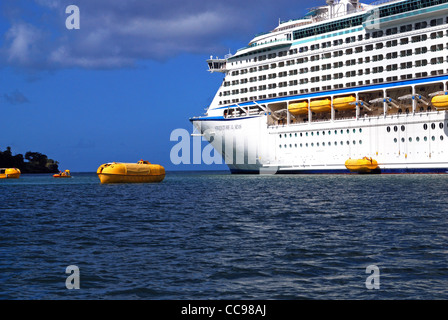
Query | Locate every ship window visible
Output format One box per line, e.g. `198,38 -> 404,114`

317,142 -> 320,147
335,141 -> 337,146
353,129 -> 356,133
300,143 -> 303,147
334,130 -> 337,135
439,123 -> 444,129
441,136 -> 444,141
394,126 -> 398,132
328,131 -> 331,135
290,133 -> 292,137
431,123 -> 436,130
359,140 -> 362,145
295,144 -> 297,147
284,144 -> 287,148
346,141 -> 349,145
432,136 -> 435,141
311,143 -> 314,147
290,144 -> 292,148
341,130 -> 344,134
306,143 -> 308,147
409,137 -> 412,142
353,140 -> 356,145
387,126 -> 391,132
394,138 -> 398,143
401,138 -> 405,143
279,145 -> 282,148
417,137 -> 420,142
424,124 -> 428,130
424,136 -> 428,141
401,125 -> 405,131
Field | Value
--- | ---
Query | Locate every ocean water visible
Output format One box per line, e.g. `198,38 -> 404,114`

1,171 -> 447,300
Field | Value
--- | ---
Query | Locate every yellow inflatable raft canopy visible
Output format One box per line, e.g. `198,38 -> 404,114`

97,160 -> 165,184
0,168 -> 21,179
431,94 -> 448,110
345,157 -> 379,173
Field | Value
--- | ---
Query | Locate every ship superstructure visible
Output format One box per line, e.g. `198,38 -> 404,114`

191,0 -> 448,173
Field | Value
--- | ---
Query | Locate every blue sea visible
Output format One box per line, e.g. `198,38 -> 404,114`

1,171 -> 447,300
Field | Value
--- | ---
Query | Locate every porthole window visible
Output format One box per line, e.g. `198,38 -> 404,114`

311,143 -> 314,147
394,126 -> 398,132
317,132 -> 320,136
335,141 -> 338,146
387,126 -> 391,132
409,137 -> 412,142
341,130 -> 344,134
346,141 -> 349,145
328,131 -> 331,135
341,141 -> 343,145
353,129 -> 356,133
353,140 -> 356,145
431,123 -> 436,130
424,136 -> 428,141
347,129 -> 350,134
329,142 -> 332,146
311,132 -> 314,136
300,143 -> 303,147
317,142 -> 320,147
394,138 -> 398,143
439,123 -> 444,129
284,144 -> 287,148
401,125 -> 405,131
300,133 -> 303,137
359,140 -> 362,144
323,142 -> 326,146
289,133 -> 292,138
440,136 -> 444,141
306,143 -> 308,147
401,138 -> 405,142
279,145 -> 282,148
432,136 -> 435,141
279,134 -> 282,138
423,124 -> 428,130
295,143 -> 297,147
295,133 -> 298,137
290,144 -> 292,148
306,132 -> 309,136
359,128 -> 362,133
416,137 -> 420,142
335,130 -> 338,135
322,131 -> 325,135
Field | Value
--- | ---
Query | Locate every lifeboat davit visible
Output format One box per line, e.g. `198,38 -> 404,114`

0,168 -> 21,179
345,157 -> 379,173
53,170 -> 71,178
431,94 -> 448,110
333,96 -> 357,111
310,99 -> 331,113
288,101 -> 308,115
97,160 -> 165,184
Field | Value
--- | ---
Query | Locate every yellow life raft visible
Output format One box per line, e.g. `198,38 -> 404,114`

345,157 -> 379,173
310,99 -> 331,113
431,94 -> 448,110
0,168 -> 21,179
333,96 -> 357,111
53,170 -> 71,178
288,101 -> 309,115
97,160 -> 165,184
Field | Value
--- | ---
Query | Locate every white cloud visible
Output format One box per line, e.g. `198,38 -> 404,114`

5,23 -> 43,65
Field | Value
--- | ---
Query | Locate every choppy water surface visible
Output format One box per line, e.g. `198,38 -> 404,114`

1,171 -> 447,299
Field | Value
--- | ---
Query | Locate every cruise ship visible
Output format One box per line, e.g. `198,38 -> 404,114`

190,0 -> 448,174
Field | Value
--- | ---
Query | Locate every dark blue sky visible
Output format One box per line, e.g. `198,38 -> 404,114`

0,0 -> 322,171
